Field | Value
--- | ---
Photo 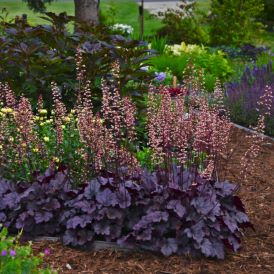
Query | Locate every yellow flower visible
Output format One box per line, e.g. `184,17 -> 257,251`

40,122 -> 45,126
32,148 -> 39,153
0,145 -> 3,150
35,116 -> 40,121
63,117 -> 71,123
62,125 -> 66,129
38,109 -> 47,115
53,157 -> 60,163
1,108 -> 13,114
8,137 -> 14,142
43,137 -> 50,142
70,109 -> 76,114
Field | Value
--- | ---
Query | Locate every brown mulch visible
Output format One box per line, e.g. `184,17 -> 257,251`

32,126 -> 274,274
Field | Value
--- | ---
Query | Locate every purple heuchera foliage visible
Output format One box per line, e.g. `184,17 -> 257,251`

0,167 -> 252,259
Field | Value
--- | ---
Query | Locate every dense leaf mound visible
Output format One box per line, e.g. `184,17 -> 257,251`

0,167 -> 252,259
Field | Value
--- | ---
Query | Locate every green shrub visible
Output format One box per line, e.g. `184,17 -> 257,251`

208,0 -> 264,46
150,45 -> 233,91
157,0 -> 208,44
0,225 -> 53,274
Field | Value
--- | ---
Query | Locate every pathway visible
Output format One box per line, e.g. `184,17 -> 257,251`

135,0 -> 180,15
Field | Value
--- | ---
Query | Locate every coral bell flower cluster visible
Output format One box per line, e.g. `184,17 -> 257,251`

147,84 -> 231,179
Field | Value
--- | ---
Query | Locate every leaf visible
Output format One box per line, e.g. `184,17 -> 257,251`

84,180 -> 101,199
136,228 -> 152,241
215,181 -> 236,196
96,189 -> 117,207
3,192 -> 20,209
34,211 -> 53,224
66,215 -> 91,229
0,212 -> 6,222
161,238 -> 178,256
167,200 -> 186,218
94,222 -> 110,235
116,186 -> 131,208
223,213 -> 238,233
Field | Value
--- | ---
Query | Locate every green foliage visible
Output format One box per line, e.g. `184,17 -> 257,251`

157,0 -> 208,44
136,147 -> 154,171
150,36 -> 168,55
0,225 -> 53,274
22,0 -> 54,13
150,45 -> 233,91
208,0 -> 264,46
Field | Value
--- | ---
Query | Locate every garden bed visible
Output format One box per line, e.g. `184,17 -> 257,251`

32,125 -> 274,274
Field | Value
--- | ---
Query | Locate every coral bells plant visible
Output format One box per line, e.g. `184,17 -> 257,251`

0,62 -> 260,259
240,85 -> 273,182
147,84 -> 231,179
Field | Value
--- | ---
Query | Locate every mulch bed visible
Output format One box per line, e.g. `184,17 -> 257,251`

32,125 -> 274,274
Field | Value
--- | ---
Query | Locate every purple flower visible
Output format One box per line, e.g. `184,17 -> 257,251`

155,72 -> 166,82
1,250 -> 7,256
10,250 -> 16,257
44,248 -> 50,256
140,66 -> 149,72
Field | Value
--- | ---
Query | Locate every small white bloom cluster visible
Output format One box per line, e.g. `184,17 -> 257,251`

111,23 -> 134,35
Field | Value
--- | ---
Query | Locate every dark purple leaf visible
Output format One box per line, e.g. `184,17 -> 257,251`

161,238 -> 178,256
34,211 -> 53,224
167,200 -> 186,218
66,215 -> 91,229
116,186 -> 131,208
96,189 -> 117,207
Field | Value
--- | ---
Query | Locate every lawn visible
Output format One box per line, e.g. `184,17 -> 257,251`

0,0 -> 162,37
0,0 -> 273,49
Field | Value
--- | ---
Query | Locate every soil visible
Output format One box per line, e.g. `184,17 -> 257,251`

32,125 -> 274,274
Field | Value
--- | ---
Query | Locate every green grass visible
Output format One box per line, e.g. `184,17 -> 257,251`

0,0 -> 273,48
0,0 -> 162,37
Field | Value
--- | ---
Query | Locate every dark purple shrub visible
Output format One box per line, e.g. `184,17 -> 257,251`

61,167 -> 251,259
0,167 -> 252,259
0,167 -> 76,236
225,62 -> 274,136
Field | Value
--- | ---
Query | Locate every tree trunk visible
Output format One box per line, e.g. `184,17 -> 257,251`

74,0 -> 100,25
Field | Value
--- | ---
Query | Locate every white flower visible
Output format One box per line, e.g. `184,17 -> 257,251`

111,23 -> 134,35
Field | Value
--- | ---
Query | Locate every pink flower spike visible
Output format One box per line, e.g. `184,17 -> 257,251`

1,250 -> 7,256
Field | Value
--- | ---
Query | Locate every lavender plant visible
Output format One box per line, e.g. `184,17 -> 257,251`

225,62 -> 274,136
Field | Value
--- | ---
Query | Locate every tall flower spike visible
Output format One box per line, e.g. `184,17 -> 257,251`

51,82 -> 67,147
3,83 -> 16,108
240,85 -> 273,182
76,47 -> 86,83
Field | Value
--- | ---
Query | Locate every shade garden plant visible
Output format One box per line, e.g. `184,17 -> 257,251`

1,54 -> 273,260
